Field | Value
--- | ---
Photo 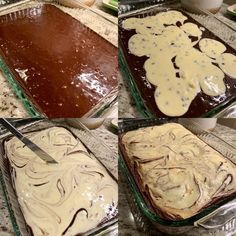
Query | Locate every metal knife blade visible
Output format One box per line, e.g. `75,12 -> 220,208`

0,118 -> 58,164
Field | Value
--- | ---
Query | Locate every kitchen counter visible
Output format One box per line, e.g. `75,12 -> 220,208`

119,123 -> 236,236
0,0 -> 117,118
0,119 -> 118,235
119,2 -> 236,118
224,0 -> 235,5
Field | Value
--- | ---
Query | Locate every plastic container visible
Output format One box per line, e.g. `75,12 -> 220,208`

181,0 -> 223,14
118,118 -> 236,234
0,119 -> 118,236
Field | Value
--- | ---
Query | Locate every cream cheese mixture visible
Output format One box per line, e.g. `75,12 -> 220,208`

122,123 -> 236,219
123,10 -> 236,116
5,127 -> 118,236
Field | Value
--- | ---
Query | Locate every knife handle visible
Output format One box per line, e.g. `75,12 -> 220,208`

0,118 -> 24,141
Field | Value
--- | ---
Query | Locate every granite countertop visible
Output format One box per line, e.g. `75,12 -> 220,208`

0,0 -> 117,118
119,3 -> 236,118
0,119 -> 118,235
119,123 -> 236,236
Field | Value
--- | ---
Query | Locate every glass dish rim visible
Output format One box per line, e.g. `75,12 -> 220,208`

0,1 -> 118,118
118,119 -> 236,227
118,3 -> 236,118
0,120 -> 118,236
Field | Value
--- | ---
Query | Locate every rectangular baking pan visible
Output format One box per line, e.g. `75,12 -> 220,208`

0,119 -> 118,236
118,118 -> 236,234
0,1 -> 118,118
119,1 -> 236,118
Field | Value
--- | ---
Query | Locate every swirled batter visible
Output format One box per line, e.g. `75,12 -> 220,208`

5,127 -> 118,236
123,11 -> 236,116
122,123 -> 236,220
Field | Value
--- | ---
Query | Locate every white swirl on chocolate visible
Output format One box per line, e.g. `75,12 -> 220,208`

122,123 -> 236,220
5,127 -> 118,236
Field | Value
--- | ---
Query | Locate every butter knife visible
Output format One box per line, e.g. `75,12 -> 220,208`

0,118 -> 58,164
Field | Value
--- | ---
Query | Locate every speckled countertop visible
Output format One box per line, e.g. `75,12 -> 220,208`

119,123 -> 236,236
0,71 -> 30,118
119,3 -> 236,118
0,0 -> 117,118
0,119 -> 118,235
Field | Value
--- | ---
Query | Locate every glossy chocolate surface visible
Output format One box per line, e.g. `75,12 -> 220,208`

119,10 -> 236,117
0,4 -> 117,117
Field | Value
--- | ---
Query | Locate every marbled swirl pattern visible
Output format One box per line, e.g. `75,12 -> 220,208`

122,123 -> 236,220
5,127 -> 118,236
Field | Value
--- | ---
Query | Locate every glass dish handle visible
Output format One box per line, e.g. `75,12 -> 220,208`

194,199 -> 236,229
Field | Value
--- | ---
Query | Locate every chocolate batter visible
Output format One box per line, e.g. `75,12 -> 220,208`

119,9 -> 236,117
0,4 -> 117,117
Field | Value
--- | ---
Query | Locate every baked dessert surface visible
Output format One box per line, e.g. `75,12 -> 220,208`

121,123 -> 236,220
0,4 -> 117,118
5,127 -> 118,235
119,10 -> 236,117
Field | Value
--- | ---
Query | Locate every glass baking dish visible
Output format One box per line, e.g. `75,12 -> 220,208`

214,101 -> 236,118
0,119 -> 118,236
0,1 -> 118,118
119,1 -> 236,118
118,118 -> 236,234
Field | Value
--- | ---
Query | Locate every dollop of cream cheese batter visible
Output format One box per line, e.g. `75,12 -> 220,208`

217,53 -> 236,79
123,10 -> 236,116
180,22 -> 202,38
199,38 -> 226,59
